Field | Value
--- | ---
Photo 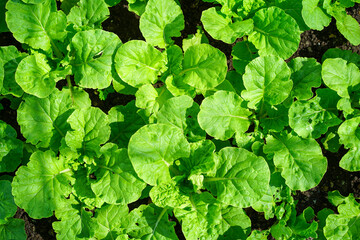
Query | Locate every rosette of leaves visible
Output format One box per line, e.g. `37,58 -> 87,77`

201,1 -> 302,59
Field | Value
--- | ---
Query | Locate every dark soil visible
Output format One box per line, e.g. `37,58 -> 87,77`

1,1 -> 360,239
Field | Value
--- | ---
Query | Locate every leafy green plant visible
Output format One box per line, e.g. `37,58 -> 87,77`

0,0 -> 360,239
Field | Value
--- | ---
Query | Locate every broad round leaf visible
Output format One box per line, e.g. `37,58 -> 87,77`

0,121 -> 23,172
204,147 -> 270,208
338,117 -> 360,171
12,150 -> 73,219
335,12 -> 360,46
241,55 -> 292,109
248,7 -> 301,59
177,44 -> 227,90
65,107 -> 111,156
198,91 -> 252,140
69,29 -> 122,89
15,53 -> 54,98
0,46 -> 27,97
322,58 -> 360,98
6,0 -> 66,51
128,123 -> 190,186
0,180 -> 17,223
0,218 -> 26,240
264,133 -> 327,191
288,57 -> 322,100
17,88 -> 90,150
302,0 -> 331,30
91,144 -> 146,204
114,40 -> 166,87
140,0 -> 184,48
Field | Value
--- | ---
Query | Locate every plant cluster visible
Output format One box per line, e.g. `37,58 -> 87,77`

0,0 -> 360,239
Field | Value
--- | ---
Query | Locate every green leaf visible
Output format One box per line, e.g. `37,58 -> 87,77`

334,11 -> 360,45
150,181 -> 190,209
324,193 -> 360,239
0,218 -> 26,240
157,95 -> 206,141
0,121 -> 23,172
122,204 -> 178,240
264,133 -> 327,191
12,150 -> 73,219
274,0 -> 309,32
139,0 -> 184,48
108,101 -> 146,148
53,196 -> 97,239
91,144 -> 146,205
205,147 -> 270,208
288,57 -> 322,100
60,0 -> 80,14
65,107 -> 110,156
201,7 -> 253,44
182,27 -> 209,52
69,29 -> 122,89
128,123 -> 190,185
15,53 -> 55,98
248,7 -> 301,59
0,1 -> 8,33
241,55 -> 292,109
0,180 -> 17,223
114,40 -> 166,87
259,104 -> 289,132
231,40 -> 258,75
289,89 -> 342,139
322,58 -> 360,98
0,46 -> 27,97
338,116 -> 360,171
176,44 -> 228,90
219,205 -> 251,239
6,0 -> 66,51
198,91 -> 252,140
128,0 -> 148,16
174,192 -> 224,240
17,88 -> 90,150
302,0 -> 331,30
94,204 -> 129,240
67,0 -> 109,30
322,48 -> 360,67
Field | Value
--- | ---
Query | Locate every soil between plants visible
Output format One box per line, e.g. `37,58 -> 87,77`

0,1 -> 360,239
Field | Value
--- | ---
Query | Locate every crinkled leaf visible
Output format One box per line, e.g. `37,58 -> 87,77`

198,91 -> 252,140
322,58 -> 360,98
302,0 -> 331,30
128,123 -> 190,186
324,193 -> 360,240
108,101 -> 146,148
201,7 -> 253,44
182,27 -> 209,52
264,133 -> 327,191
150,181 -> 190,209
288,57 -> 322,100
67,0 -> 109,29
0,180 -> 17,223
6,0 -> 66,51
53,196 -> 97,239
17,88 -> 90,150
15,53 -> 55,98
176,44 -> 227,90
231,40 -> 258,75
12,150 -> 73,219
205,147 -> 270,208
69,29 -> 122,89
0,218 -> 26,240
0,121 -> 23,172
289,89 -> 342,139
140,0 -> 184,48
248,7 -> 301,59
241,55 -> 292,109
94,204 -> 129,240
338,117 -> 360,171
91,144 -> 146,205
115,40 -> 166,87
0,46 -> 27,97
174,192 -> 226,240
122,204 -> 178,240
65,107 -> 110,156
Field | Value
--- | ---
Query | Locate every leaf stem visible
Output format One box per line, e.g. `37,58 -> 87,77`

66,75 -> 75,104
50,40 -> 63,59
